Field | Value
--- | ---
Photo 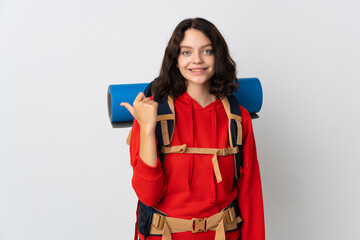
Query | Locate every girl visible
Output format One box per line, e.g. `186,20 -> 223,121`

121,18 -> 264,240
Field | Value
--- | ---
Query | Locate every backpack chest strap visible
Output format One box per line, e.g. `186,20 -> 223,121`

162,144 -> 239,183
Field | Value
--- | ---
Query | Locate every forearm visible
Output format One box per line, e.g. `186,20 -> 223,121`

139,126 -> 158,167
130,120 -> 167,206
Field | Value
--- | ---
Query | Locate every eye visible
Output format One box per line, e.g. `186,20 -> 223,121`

203,49 -> 213,55
181,51 -> 190,55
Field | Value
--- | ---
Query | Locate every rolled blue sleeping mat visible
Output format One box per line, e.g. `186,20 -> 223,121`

108,78 -> 263,127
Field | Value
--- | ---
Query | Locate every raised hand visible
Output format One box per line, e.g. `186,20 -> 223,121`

121,92 -> 158,166
120,92 -> 158,133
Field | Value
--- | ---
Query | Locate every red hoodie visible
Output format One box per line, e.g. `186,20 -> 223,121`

129,92 -> 265,240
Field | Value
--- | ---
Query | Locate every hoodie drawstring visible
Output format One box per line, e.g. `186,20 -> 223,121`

187,101 -> 194,191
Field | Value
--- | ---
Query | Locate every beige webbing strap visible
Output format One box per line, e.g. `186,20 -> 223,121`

221,97 -> 231,119
168,96 -> 175,114
230,113 -> 242,122
221,97 -> 243,147
155,97 -> 175,122
215,218 -> 225,240
156,96 -> 175,147
162,221 -> 171,240
161,120 -> 170,146
231,114 -> 242,146
157,114 -> 175,121
221,97 -> 234,147
212,155 -> 223,183
150,206 -> 242,240
162,145 -> 238,156
162,144 -> 238,183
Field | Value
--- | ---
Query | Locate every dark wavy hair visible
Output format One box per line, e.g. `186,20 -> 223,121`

152,18 -> 238,101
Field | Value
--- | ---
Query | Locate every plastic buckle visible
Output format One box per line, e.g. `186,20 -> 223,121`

154,214 -> 165,230
218,148 -> 226,155
224,207 -> 234,224
191,218 -> 208,233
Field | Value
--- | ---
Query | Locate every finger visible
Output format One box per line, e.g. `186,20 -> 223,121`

141,98 -> 151,104
151,101 -> 159,109
146,100 -> 158,110
147,100 -> 156,105
120,102 -> 135,117
133,92 -> 145,104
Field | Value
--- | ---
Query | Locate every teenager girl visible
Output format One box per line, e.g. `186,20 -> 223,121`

121,18 -> 265,240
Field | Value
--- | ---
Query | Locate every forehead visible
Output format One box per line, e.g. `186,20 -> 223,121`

180,29 -> 212,47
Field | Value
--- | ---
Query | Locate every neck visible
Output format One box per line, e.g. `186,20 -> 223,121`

186,82 -> 217,108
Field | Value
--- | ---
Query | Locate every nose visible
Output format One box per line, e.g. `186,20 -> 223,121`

192,51 -> 204,64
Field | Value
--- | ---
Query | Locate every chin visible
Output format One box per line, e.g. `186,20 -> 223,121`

187,78 -> 211,86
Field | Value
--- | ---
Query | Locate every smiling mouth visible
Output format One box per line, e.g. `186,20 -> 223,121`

189,68 -> 207,72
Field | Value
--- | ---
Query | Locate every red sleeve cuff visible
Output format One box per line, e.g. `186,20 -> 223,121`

134,156 -> 163,180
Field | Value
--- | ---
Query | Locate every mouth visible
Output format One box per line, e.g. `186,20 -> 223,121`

189,68 -> 207,72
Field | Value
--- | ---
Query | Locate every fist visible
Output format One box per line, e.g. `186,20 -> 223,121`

120,92 -> 158,131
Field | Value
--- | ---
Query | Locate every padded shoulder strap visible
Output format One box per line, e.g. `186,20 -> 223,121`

144,78 -> 158,97
155,96 -> 175,163
221,95 -> 244,179
142,80 -> 175,163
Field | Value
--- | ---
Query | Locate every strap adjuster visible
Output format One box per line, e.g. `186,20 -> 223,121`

224,207 -> 235,224
191,217 -> 208,233
153,213 -> 165,230
218,148 -> 226,155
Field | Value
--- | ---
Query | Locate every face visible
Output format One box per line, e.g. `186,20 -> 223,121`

177,29 -> 215,89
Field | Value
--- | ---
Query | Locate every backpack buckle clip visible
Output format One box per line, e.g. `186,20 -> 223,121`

191,217 -> 208,233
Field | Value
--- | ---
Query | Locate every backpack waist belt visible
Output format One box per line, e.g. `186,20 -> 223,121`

149,206 -> 242,240
162,144 -> 239,183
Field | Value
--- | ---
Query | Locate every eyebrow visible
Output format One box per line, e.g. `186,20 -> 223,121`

180,44 -> 212,49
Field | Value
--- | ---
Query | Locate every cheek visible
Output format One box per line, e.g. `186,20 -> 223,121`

178,55 -> 194,67
178,67 -> 187,78
209,57 -> 215,67
176,61 -> 186,75
177,57 -> 186,69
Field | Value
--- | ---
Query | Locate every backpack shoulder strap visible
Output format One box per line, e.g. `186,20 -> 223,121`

155,96 -> 175,163
144,80 -> 153,97
126,79 -> 158,145
140,80 -> 175,163
221,95 -> 244,179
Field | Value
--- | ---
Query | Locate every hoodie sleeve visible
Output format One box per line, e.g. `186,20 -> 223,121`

236,107 -> 265,240
129,119 -> 167,206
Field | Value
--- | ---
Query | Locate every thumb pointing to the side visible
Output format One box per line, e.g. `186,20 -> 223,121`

120,102 -> 135,118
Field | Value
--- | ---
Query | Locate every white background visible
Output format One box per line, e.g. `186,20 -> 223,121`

1,0 -> 360,239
